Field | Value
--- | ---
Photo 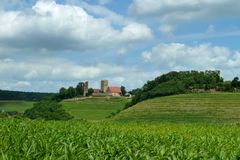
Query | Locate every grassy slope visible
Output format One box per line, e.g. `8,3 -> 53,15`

114,93 -> 240,123
0,101 -> 34,112
61,97 -> 129,120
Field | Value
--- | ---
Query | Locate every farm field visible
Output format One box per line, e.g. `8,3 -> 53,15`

61,97 -> 129,120
0,101 -> 34,112
114,93 -> 240,123
1,119 -> 240,159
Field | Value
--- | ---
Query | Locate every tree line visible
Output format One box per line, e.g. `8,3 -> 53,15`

0,90 -> 54,101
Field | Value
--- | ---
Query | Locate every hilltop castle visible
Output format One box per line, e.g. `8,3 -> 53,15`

93,80 -> 122,97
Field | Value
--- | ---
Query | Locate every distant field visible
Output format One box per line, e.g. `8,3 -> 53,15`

61,97 -> 129,120
0,101 -> 34,112
114,93 -> 240,123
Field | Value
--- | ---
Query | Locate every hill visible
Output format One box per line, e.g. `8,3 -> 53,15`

61,97 -> 129,120
0,90 -> 54,101
114,93 -> 240,123
128,70 -> 236,107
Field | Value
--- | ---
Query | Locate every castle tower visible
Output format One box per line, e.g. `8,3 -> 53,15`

83,81 -> 88,96
101,80 -> 108,93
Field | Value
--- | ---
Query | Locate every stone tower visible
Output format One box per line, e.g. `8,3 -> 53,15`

101,80 -> 108,93
83,81 -> 88,96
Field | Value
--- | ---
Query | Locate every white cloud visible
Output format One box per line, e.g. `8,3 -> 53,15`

0,1 -> 152,53
80,2 -> 129,25
129,0 -> 240,33
0,57 -> 160,92
142,43 -> 240,71
129,0 -> 240,23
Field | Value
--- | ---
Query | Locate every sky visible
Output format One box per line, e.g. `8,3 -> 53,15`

0,0 -> 240,92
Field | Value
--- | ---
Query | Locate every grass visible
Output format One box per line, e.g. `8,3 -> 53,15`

61,97 -> 129,120
1,119 -> 240,159
114,92 -> 240,123
0,101 -> 34,112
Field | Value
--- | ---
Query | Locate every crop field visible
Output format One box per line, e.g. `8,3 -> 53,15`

1,119 -> 240,159
0,101 -> 34,112
114,93 -> 240,123
61,97 -> 129,120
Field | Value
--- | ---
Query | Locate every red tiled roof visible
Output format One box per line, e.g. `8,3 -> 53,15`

107,87 -> 121,93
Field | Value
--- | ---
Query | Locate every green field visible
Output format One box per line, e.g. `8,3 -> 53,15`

1,119 -> 240,159
114,93 -> 240,123
61,97 -> 129,120
0,101 -> 34,112
2,93 -> 240,159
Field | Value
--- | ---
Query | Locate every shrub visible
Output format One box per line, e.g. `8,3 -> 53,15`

24,100 -> 73,120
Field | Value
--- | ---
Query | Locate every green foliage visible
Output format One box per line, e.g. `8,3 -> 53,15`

231,77 -> 240,88
76,82 -> 84,96
68,87 -> 77,98
1,119 -> 240,159
24,100 -> 73,120
87,88 -> 94,96
0,90 -> 54,101
121,86 -> 126,96
128,70 -> 224,107
0,111 -> 23,119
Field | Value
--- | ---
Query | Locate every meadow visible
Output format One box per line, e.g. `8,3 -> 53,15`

0,101 -> 34,113
61,97 -> 129,120
114,93 -> 240,123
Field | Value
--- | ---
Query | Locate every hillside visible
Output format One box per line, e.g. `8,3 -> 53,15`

61,97 -> 129,120
114,93 -> 240,123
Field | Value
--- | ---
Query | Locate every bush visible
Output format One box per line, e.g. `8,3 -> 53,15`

24,100 -> 73,120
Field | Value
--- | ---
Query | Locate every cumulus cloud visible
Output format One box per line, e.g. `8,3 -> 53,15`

129,0 -> 240,34
142,43 -> 240,71
129,0 -> 240,23
0,1 -> 152,53
0,57 -> 160,92
80,2 -> 129,25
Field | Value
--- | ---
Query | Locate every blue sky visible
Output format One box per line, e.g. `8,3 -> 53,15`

0,0 -> 240,92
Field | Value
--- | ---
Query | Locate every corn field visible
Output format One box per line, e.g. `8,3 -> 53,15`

1,119 -> 240,159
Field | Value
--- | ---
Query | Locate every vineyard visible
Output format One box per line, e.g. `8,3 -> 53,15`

1,119 -> 240,159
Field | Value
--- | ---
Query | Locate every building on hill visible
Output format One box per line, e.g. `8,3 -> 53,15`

93,89 -> 100,94
92,80 -> 122,97
107,87 -> 122,97
101,80 -> 108,93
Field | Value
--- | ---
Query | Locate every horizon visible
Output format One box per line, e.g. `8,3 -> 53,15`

0,0 -> 240,92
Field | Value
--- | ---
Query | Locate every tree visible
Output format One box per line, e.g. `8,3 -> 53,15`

24,100 -> 73,120
231,77 -> 240,88
68,87 -> 76,98
59,87 -> 68,99
87,88 -> 94,96
121,86 -> 127,96
76,82 -> 84,96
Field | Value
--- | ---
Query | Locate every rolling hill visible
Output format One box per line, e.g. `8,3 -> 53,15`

113,93 -> 240,123
61,97 -> 129,120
